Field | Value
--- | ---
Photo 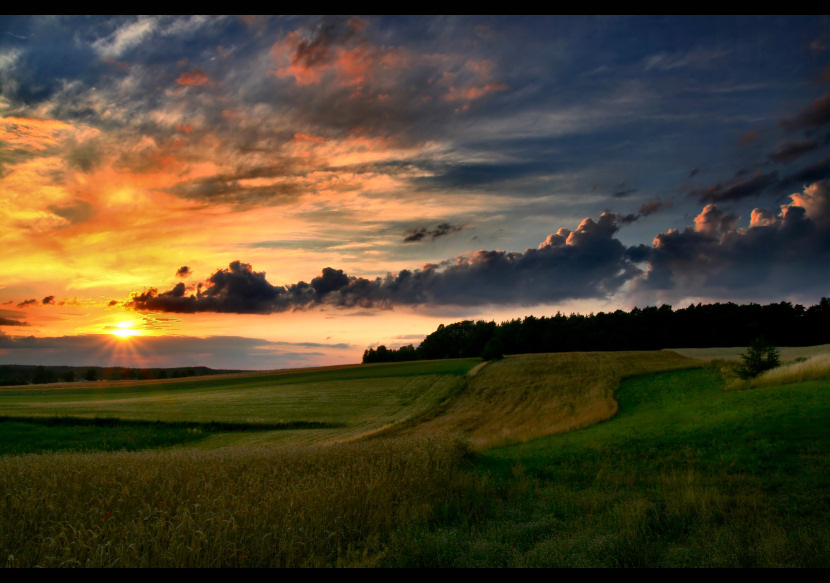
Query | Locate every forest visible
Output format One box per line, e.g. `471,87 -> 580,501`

362,298 -> 830,363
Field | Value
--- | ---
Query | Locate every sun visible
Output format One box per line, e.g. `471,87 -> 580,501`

111,321 -> 141,338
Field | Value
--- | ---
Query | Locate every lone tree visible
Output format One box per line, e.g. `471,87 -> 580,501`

736,337 -> 780,380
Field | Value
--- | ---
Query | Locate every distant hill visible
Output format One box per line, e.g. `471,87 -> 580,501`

0,364 -> 251,386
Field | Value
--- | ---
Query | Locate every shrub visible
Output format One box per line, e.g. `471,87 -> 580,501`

736,338 -> 780,380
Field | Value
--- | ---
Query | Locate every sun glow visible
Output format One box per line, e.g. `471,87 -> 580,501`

111,321 -> 140,338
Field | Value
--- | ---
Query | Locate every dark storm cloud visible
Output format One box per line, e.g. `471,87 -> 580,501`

403,222 -> 464,243
768,138 -> 820,163
691,170 -> 779,203
128,213 -> 641,313
127,180 -> 830,313
636,180 -> 830,300
781,90 -> 830,131
777,154 -> 830,191
639,200 -> 673,216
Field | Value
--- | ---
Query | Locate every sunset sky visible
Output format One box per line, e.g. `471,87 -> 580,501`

2,15 -> 830,370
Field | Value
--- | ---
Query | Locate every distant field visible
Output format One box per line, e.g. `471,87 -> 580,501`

0,358 -> 480,449
667,344 -> 830,362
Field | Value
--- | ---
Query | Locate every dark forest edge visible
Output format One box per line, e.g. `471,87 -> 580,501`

0,365 -> 249,387
363,298 -> 830,363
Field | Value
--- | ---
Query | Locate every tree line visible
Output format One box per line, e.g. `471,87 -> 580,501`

0,365 -> 242,386
362,298 -> 830,363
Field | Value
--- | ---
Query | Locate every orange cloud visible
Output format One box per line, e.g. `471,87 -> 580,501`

0,116 -> 74,151
176,69 -> 210,86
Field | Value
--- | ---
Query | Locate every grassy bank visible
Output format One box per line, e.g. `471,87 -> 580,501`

385,350 -> 699,449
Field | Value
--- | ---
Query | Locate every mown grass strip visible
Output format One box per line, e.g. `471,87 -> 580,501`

0,416 -> 345,456
0,415 -> 343,432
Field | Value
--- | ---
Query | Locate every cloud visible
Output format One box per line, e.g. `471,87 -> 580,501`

16,299 -> 36,308
690,170 -> 779,203
768,138 -> 820,163
781,90 -> 830,131
91,16 -> 159,59
176,266 -> 191,278
635,180 -> 830,301
128,212 -> 641,314
176,69 -> 209,86
403,222 -> 464,243
47,199 -> 96,225
639,200 -> 673,216
0,316 -> 28,327
90,16 -> 215,60
42,295 -> 55,305
777,154 -> 830,191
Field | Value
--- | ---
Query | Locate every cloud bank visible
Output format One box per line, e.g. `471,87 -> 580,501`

127,181 -> 830,313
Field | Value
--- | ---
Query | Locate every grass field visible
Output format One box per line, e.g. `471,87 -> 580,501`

382,367 -> 830,567
384,350 -> 699,449
0,358 -> 480,449
1,350 -> 827,567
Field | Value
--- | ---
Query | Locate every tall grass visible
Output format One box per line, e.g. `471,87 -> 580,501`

727,353 -> 830,390
0,436 -> 481,567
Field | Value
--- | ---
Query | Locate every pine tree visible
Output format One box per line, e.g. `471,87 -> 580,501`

736,338 -> 780,380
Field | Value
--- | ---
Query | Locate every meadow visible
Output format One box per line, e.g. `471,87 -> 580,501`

1,349 -> 827,567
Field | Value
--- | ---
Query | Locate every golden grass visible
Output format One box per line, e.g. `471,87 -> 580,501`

726,353 -> 830,391
0,436 -> 476,568
381,351 -> 700,450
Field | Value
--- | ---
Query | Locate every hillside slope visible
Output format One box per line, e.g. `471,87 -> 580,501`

383,351 -> 700,449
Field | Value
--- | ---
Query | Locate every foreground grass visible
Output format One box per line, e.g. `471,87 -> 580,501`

382,368 -> 830,567
1,436 -> 484,568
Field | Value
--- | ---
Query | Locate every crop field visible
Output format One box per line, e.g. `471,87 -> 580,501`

1,350 -> 828,567
0,358 -> 479,449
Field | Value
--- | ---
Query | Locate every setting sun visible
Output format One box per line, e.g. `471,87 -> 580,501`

111,321 -> 140,338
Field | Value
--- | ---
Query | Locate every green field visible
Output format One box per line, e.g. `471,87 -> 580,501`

383,367 -> 830,567
1,351 -> 828,567
0,358 -> 479,449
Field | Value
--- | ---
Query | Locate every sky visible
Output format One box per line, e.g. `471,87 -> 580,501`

2,15 -> 830,370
